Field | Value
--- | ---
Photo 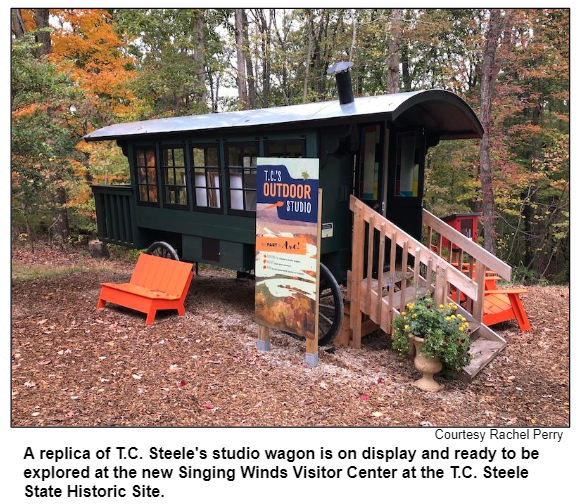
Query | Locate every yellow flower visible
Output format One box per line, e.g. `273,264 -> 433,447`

451,315 -> 456,319
445,316 -> 451,321
439,304 -> 444,309
407,303 -> 415,310
459,326 -> 465,332
401,311 -> 407,316
411,314 -> 417,319
404,324 -> 409,330
451,304 -> 457,311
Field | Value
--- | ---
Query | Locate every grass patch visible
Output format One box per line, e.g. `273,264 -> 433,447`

11,262 -> 118,284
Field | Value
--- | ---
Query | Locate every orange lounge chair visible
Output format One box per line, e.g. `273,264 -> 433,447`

483,287 -> 531,332
97,253 -> 193,324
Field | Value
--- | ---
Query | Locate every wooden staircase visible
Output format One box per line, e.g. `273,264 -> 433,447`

345,196 -> 510,381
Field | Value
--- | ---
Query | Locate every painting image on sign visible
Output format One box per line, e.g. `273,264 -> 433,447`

255,158 -> 320,339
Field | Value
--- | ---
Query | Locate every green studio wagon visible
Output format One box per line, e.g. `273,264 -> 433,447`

88,64 -> 495,354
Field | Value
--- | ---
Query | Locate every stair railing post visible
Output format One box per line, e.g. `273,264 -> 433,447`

473,259 -> 486,322
400,240 -> 409,310
366,216 -> 375,315
350,200 -> 365,348
376,223 -> 386,326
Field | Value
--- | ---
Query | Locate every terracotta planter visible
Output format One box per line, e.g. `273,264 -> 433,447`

410,336 -> 444,392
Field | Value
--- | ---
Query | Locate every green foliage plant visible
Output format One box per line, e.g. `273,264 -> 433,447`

392,297 -> 472,372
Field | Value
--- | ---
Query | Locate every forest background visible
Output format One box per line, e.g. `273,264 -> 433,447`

11,8 -> 569,283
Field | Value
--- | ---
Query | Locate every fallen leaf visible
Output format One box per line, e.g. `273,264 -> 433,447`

179,380 -> 186,387
202,403 -> 214,410
24,381 -> 36,388
132,374 -> 142,380
360,394 -> 370,401
372,411 -> 383,417
31,412 -> 40,417
37,360 -> 51,366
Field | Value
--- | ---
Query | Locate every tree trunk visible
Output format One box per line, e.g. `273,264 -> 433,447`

386,9 -> 402,94
234,9 -> 248,109
35,9 -> 51,56
242,9 -> 256,108
12,9 -> 26,38
256,9 -> 273,108
401,44 -> 412,91
525,104 -> 543,271
478,9 -> 505,254
52,185 -> 69,243
21,202 -> 35,253
303,12 -> 314,103
192,9 -> 208,108
273,10 -> 290,105
349,9 -> 357,61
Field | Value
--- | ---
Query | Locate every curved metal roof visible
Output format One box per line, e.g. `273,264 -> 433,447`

85,89 -> 482,142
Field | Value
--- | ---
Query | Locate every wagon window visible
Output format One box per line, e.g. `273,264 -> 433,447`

395,132 -> 420,197
162,147 -> 187,208
192,144 -> 221,210
227,142 -> 258,213
264,139 -> 306,158
135,148 -> 158,204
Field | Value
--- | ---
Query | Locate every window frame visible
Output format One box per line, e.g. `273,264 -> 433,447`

134,145 -> 160,207
160,144 -> 189,210
190,142 -> 223,213
225,140 -> 260,217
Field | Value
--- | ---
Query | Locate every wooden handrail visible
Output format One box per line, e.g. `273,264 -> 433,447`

346,196 -> 505,346
350,196 -> 478,301
422,209 -> 511,280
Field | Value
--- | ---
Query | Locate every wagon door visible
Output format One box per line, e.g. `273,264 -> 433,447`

353,123 -> 386,215
385,130 -> 426,240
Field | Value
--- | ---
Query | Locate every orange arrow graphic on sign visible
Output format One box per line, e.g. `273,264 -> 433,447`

264,201 -> 284,210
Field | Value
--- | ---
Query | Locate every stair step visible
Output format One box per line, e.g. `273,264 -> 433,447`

459,339 -> 506,382
364,271 -> 408,293
468,322 -> 481,337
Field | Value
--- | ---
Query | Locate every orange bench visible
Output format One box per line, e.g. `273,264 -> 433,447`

97,254 -> 193,324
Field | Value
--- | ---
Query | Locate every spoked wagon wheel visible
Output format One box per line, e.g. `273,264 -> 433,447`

145,241 -> 179,261
317,263 -> 344,346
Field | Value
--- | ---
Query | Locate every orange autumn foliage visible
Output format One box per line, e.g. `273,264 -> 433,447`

49,9 -> 138,118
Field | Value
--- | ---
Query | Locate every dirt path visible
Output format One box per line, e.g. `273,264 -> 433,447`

11,250 -> 569,427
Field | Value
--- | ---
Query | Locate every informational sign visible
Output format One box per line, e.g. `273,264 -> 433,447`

255,158 -> 320,340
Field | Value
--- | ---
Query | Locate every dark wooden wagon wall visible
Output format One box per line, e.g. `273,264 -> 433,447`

93,126 -> 355,278
90,90 -> 483,284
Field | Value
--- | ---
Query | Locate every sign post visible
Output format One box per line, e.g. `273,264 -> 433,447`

254,158 -> 321,366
